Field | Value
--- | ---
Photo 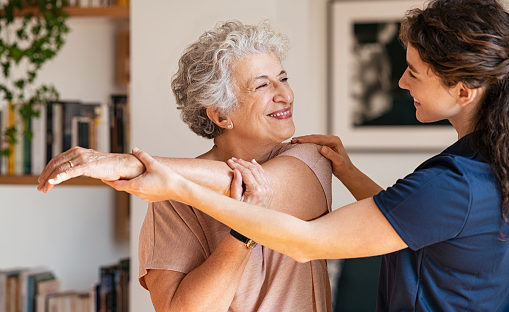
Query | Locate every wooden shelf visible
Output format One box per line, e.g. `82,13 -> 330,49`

64,6 -> 129,18
0,175 -> 107,186
3,6 -> 129,19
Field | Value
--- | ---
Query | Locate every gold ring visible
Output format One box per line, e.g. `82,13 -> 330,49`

68,160 -> 74,168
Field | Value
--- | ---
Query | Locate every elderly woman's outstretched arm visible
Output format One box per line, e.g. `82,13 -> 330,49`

37,147 -> 234,196
38,144 -> 327,221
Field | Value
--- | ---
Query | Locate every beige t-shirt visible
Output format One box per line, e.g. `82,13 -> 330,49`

138,143 -> 333,312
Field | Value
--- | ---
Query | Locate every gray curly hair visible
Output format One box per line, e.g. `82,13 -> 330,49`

171,21 -> 289,139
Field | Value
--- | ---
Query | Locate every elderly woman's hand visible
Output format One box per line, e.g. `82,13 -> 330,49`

227,158 -> 273,208
103,148 -> 185,203
37,146 -> 144,193
291,134 -> 354,180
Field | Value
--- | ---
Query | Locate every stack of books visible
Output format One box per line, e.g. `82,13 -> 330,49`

67,0 -> 129,7
0,94 -> 129,176
0,258 -> 129,312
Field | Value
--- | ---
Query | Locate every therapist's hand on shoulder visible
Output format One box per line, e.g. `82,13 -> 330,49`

291,134 -> 354,180
227,158 -> 273,208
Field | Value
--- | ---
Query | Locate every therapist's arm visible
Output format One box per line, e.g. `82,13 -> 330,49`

109,148 -> 406,262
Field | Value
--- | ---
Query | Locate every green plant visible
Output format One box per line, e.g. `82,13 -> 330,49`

0,0 -> 69,160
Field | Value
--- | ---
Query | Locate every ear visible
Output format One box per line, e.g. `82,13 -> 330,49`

455,82 -> 481,108
206,107 -> 231,129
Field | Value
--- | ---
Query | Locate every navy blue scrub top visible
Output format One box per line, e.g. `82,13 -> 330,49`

374,133 -> 509,311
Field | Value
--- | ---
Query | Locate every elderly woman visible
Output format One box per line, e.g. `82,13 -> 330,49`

38,22 -> 333,311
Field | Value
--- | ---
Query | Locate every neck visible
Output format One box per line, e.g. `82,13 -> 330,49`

449,96 -> 483,140
450,117 -> 475,140
205,134 -> 278,163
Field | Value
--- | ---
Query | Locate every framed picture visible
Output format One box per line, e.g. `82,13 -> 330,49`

330,0 -> 457,151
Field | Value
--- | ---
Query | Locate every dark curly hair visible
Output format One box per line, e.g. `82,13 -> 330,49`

400,0 -> 509,225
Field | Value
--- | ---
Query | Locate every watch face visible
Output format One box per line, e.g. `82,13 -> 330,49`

246,240 -> 257,249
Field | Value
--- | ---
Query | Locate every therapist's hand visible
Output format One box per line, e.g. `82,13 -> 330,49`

291,134 -> 354,180
103,147 -> 184,202
227,158 -> 273,208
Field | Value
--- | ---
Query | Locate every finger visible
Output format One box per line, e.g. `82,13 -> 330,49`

38,151 -> 72,185
226,158 -> 238,170
230,169 -> 243,200
232,158 -> 254,169
232,162 -> 258,191
131,147 -> 156,170
46,160 -> 85,186
291,135 -> 340,150
38,147 -> 84,185
248,159 -> 270,187
319,146 -> 342,165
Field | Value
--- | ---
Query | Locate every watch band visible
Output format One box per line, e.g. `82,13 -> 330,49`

230,229 -> 257,249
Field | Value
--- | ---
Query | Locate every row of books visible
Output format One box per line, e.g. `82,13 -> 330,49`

67,0 -> 129,7
0,258 -> 129,312
0,94 -> 129,176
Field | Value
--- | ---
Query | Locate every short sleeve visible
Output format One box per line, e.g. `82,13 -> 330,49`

138,200 -> 209,288
277,143 -> 333,210
373,156 -> 471,250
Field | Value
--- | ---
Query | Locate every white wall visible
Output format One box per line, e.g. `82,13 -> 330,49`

0,18 -> 129,291
130,1 -> 446,310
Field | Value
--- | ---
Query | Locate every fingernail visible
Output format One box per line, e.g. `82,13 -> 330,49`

132,147 -> 140,153
231,157 -> 237,160
252,159 -> 257,164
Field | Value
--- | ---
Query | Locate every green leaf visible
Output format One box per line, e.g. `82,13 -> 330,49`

14,79 -> 25,90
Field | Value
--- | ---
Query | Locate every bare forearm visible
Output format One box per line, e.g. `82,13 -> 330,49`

156,157 -> 233,196
121,154 -> 233,195
165,236 -> 251,312
338,166 -> 383,200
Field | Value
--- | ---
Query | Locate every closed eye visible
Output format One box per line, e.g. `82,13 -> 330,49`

255,83 -> 269,90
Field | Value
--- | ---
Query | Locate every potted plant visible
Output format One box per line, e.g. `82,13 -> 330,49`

0,0 -> 69,174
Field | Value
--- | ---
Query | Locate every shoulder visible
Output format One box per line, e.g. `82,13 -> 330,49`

374,154 -> 473,249
269,142 -> 333,209
272,142 -> 328,166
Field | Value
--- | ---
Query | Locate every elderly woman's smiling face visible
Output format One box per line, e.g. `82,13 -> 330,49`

229,52 -> 295,145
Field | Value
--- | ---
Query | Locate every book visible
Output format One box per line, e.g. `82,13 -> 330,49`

26,271 -> 54,312
0,109 -> 3,175
31,104 -> 47,175
35,278 -> 60,312
61,101 -> 82,152
19,267 -> 48,312
109,95 -> 128,153
7,103 -> 16,175
45,101 -> 63,165
14,104 -> 24,176
52,103 -> 63,159
0,270 -> 7,312
23,117 -> 32,175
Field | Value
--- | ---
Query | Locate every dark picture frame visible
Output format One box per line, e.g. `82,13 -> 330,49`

330,0 -> 456,151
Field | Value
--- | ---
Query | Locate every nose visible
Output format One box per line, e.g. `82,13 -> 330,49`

273,81 -> 294,103
399,68 -> 409,90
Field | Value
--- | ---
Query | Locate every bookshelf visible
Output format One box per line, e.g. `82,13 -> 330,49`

0,7 -> 131,308
0,175 -> 106,186
3,5 -> 129,19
